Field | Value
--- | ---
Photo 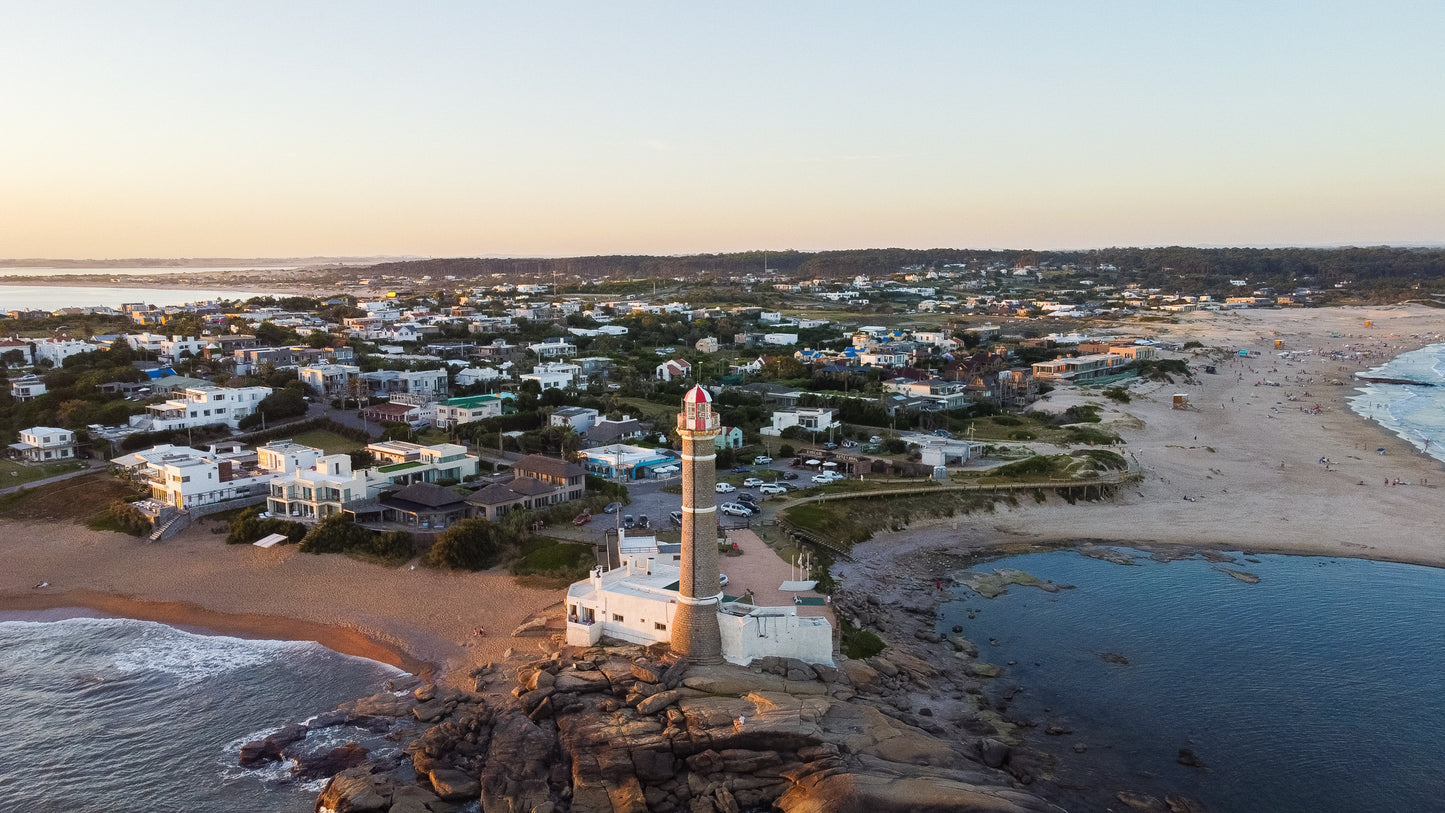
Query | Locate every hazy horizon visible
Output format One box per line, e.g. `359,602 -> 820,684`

3,2 -> 1442,258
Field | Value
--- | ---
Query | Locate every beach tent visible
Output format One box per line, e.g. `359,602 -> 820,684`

253,533 -> 287,548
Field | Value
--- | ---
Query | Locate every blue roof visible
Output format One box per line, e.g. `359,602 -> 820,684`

142,367 -> 178,379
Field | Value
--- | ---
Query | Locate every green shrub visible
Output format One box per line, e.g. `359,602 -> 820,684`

90,500 -> 152,536
424,518 -> 502,570
840,619 -> 885,660
1102,387 -> 1132,403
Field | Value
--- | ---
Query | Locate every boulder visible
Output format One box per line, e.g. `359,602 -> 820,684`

636,687 -> 703,715
967,663 -> 1004,679
555,670 -> 612,693
386,784 -> 443,813
836,660 -> 879,689
315,767 -> 389,813
429,767 -> 481,801
512,617 -> 550,636
978,738 -> 1010,768
292,742 -> 369,780
775,770 -> 1062,813
631,662 -> 664,684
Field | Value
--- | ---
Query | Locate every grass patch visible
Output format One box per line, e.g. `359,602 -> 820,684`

512,536 -> 595,581
289,429 -> 365,455
0,459 -> 88,487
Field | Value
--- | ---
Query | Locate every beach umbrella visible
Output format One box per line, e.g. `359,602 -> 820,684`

805,459 -> 821,466
822,461 -> 838,467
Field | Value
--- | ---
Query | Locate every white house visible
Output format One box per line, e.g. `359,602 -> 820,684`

655,359 -> 691,382
9,373 -> 46,402
528,337 -> 578,358
266,452 -> 379,521
550,406 -> 599,434
11,426 -> 77,462
140,385 -> 272,431
33,337 -> 99,367
0,338 -> 33,366
434,394 -> 508,429
761,406 -> 840,438
564,531 -> 833,665
121,447 -> 274,510
762,333 -> 799,346
695,337 -> 719,353
298,364 -> 361,397
521,367 -> 572,391
454,366 -> 508,387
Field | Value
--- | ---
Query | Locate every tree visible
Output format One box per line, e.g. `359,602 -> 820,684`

424,518 -> 501,570
254,321 -> 297,346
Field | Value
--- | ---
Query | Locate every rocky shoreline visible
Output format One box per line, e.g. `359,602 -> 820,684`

831,540 -> 1217,813
238,639 -> 1066,813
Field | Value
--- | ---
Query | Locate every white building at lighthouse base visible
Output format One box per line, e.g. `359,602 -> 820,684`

564,533 -> 833,666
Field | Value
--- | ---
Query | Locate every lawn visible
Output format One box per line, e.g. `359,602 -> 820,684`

288,429 -> 365,455
0,459 -> 88,488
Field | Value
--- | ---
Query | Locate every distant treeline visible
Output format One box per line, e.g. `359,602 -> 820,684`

360,246 -> 1445,300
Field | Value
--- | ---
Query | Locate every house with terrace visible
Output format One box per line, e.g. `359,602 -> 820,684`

10,427 -> 77,462
366,440 -> 478,486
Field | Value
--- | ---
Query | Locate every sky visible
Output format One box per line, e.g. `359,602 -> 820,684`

2,1 -> 1443,258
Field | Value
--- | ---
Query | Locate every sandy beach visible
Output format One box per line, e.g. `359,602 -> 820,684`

860,304 -> 1445,570
0,519 -> 563,683
5,305 -> 1445,686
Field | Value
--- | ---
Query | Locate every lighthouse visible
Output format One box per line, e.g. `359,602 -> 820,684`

670,385 -> 724,663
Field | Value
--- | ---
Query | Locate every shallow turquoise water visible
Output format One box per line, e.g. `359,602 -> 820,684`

941,549 -> 1445,812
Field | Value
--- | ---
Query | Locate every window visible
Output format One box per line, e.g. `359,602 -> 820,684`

654,622 -> 667,631
612,613 -> 624,622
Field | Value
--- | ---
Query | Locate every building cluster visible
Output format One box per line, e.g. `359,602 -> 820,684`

107,434 -> 592,536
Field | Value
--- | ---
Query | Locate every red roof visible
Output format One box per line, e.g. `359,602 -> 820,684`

683,385 -> 711,404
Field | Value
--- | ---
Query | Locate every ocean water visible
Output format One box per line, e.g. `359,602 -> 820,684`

0,284 -> 282,311
1348,342 -> 1445,465
0,616 -> 406,813
943,549 -> 1445,813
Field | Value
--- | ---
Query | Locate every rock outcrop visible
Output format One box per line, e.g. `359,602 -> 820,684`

296,647 -> 1061,813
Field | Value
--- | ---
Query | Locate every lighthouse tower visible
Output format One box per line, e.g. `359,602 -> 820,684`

670,385 -> 724,663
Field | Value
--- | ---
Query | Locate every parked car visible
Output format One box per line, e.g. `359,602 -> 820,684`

730,465 -> 751,473
759,483 -> 787,495
737,492 -> 758,505
823,442 -> 838,450
572,512 -> 592,526
780,471 -> 799,480
603,502 -> 623,514
719,573 -> 729,587
753,455 -> 772,465
933,429 -> 953,438
720,503 -> 752,517
812,472 -> 844,484
842,440 -> 858,448
742,477 -> 763,488
869,435 -> 883,444
637,514 -> 650,528
623,514 -> 636,529
669,510 -> 684,527
715,482 -> 736,493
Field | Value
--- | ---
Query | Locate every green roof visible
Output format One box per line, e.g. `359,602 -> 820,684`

378,461 -> 424,473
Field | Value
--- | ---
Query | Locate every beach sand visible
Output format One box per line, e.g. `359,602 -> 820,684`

857,304 -> 1445,571
5,305 -> 1445,684
0,519 -> 562,683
